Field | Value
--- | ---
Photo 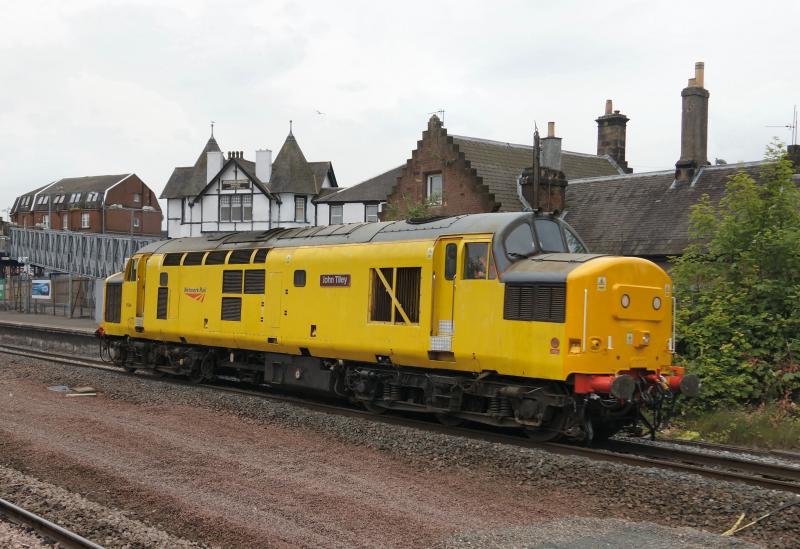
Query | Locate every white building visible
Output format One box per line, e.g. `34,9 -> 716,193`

161,130 -> 337,238
314,165 -> 403,225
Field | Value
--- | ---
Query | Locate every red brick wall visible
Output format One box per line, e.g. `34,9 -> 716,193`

105,174 -> 162,236
385,116 -> 497,219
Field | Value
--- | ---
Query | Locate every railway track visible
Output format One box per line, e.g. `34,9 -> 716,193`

0,497 -> 104,549
3,343 -> 799,495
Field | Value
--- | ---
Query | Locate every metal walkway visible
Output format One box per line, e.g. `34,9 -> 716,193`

9,227 -> 161,279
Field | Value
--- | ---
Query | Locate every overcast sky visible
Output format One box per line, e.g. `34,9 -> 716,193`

2,0 -> 798,215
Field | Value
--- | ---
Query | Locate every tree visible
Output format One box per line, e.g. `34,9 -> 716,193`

382,194 -> 438,221
671,142 -> 800,408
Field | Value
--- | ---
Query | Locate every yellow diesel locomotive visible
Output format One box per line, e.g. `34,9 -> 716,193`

98,212 -> 698,442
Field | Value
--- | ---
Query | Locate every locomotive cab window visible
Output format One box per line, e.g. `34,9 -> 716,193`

534,219 -> 566,253
125,258 -> 138,281
294,270 -> 306,287
463,243 -> 496,280
565,228 -> 587,253
504,223 -> 536,260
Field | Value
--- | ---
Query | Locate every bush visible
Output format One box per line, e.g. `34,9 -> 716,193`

671,142 -> 800,409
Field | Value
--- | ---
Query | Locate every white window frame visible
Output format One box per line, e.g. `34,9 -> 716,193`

219,195 -> 231,222
42,214 -> 50,229
427,174 -> 443,205
330,204 -> 343,225
62,215 -> 68,230
231,195 -> 243,222
242,194 -> 252,222
365,204 -> 379,223
133,216 -> 140,228
294,196 -> 306,223
81,212 -> 90,228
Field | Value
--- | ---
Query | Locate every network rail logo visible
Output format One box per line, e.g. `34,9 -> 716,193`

184,287 -> 207,303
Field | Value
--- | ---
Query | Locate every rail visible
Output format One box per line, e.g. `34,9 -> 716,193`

0,497 -> 104,549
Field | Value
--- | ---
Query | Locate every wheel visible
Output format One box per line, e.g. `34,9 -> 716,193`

187,360 -> 205,385
363,401 -> 386,415
123,366 -> 137,374
524,407 -> 567,442
435,413 -> 465,427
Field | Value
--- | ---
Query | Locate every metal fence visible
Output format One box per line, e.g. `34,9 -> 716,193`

0,274 -> 97,318
9,227 -> 160,279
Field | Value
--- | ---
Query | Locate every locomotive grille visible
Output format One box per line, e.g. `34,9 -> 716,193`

183,252 -> 205,266
253,248 -> 268,263
228,249 -> 254,264
163,253 -> 184,266
156,287 -> 168,319
222,270 -> 243,293
244,269 -> 265,294
104,283 -> 122,323
205,251 -> 228,265
503,283 -> 566,323
221,297 -> 242,321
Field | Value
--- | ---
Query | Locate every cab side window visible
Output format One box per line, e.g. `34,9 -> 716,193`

565,228 -> 588,253
126,258 -> 139,281
534,219 -> 566,253
463,243 -> 496,280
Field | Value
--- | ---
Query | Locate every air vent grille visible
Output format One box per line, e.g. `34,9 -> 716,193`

244,269 -> 265,294
221,297 -> 241,321
222,270 -> 243,293
104,283 -> 122,323
503,283 -> 566,323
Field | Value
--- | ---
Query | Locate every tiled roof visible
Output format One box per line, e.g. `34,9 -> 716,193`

268,134 -> 319,195
564,162 -> 766,257
309,161 -> 337,190
317,165 -> 404,203
451,135 -> 623,212
161,136 -> 221,199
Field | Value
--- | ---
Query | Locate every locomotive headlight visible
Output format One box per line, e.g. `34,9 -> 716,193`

652,296 -> 662,310
621,294 -> 631,308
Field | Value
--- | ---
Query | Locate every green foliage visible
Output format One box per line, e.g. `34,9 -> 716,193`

666,402 -> 800,449
671,141 -> 800,408
382,194 -> 438,220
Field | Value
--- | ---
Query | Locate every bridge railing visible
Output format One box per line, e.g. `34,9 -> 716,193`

9,227 -> 162,279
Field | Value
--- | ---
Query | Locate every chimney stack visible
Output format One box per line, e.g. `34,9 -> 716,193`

540,121 -> 562,171
596,99 -> 632,173
675,61 -> 710,183
207,150 -> 224,183
256,148 -> 273,183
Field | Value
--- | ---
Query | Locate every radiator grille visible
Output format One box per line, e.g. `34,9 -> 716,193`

205,251 -> 228,265
253,248 -> 268,263
163,253 -> 184,266
157,287 -> 168,319
503,283 -> 566,323
222,270 -> 243,293
221,297 -> 242,321
183,252 -> 205,266
229,249 -> 254,264
104,283 -> 122,323
244,269 -> 265,294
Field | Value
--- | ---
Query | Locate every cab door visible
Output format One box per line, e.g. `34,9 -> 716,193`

134,253 -> 152,332
430,237 -> 460,353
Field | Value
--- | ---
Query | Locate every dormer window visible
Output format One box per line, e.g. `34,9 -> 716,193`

70,192 -> 83,203
87,192 -> 99,202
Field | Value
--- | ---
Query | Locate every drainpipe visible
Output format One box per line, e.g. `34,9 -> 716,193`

517,175 -> 533,212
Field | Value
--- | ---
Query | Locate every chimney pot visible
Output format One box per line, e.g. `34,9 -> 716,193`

613,110 -> 620,114
695,61 -> 705,88
605,99 -> 613,115
547,121 -> 555,138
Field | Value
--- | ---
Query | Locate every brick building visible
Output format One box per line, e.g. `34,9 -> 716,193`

9,174 -> 162,236
318,114 -> 625,221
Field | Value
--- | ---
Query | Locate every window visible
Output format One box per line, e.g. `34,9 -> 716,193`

36,195 -> 49,205
133,192 -> 141,203
464,243 -> 496,280
242,195 -> 252,221
81,213 -> 90,228
42,214 -> 50,229
330,204 -> 343,225
87,192 -> 99,202
62,215 -> 68,230
370,267 -> 421,324
427,174 -> 443,205
70,193 -> 83,203
535,219 -> 566,253
127,258 -> 138,281
365,204 -> 379,223
219,195 -> 231,222
294,196 -> 306,222
565,228 -> 587,253
504,223 -> 536,259
133,216 -> 140,228
294,269 -> 306,287
445,243 -> 458,280
231,195 -> 242,222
